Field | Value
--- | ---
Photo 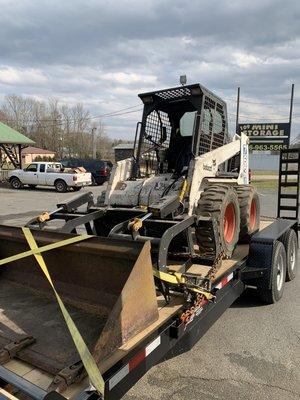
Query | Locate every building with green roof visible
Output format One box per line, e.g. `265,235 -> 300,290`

0,121 -> 34,168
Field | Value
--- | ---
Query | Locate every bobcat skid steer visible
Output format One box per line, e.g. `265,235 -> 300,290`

0,84 -> 260,394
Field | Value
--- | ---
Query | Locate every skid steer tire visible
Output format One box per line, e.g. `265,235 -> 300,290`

257,240 -> 286,304
196,184 -> 240,258
280,228 -> 298,282
236,185 -> 260,242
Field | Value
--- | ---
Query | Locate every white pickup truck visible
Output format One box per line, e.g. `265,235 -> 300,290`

8,162 -> 92,192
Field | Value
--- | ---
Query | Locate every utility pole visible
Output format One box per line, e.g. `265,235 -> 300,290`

288,83 -> 295,147
236,86 -> 240,134
92,127 -> 97,159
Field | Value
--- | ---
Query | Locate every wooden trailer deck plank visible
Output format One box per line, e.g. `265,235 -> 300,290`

4,360 -> 34,377
22,369 -> 52,391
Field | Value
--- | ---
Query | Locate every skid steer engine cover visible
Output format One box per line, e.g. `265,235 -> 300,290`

0,225 -> 158,373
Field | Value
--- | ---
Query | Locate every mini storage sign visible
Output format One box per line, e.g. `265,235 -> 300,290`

238,123 -> 290,151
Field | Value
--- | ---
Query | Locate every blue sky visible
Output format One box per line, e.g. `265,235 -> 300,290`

0,0 -> 299,140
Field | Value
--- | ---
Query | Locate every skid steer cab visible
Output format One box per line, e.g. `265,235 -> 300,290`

95,83 -> 258,263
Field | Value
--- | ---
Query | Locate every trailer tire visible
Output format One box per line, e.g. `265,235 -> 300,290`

28,184 -> 37,189
73,186 -> 82,192
55,179 -> 67,193
280,228 -> 298,281
196,184 -> 240,258
10,177 -> 22,189
236,185 -> 260,242
257,240 -> 287,304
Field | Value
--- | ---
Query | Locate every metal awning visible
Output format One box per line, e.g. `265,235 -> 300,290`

0,122 -> 34,145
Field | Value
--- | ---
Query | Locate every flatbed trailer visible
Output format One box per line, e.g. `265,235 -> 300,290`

0,216 -> 298,400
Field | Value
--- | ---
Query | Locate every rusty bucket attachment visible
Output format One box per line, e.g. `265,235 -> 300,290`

0,225 -> 158,375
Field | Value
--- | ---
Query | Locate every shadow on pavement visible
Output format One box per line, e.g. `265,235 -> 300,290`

230,287 -> 268,308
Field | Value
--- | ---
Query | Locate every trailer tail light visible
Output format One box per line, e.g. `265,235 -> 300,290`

99,167 -> 109,176
73,176 -> 77,181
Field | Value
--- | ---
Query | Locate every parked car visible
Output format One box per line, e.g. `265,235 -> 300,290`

60,158 -> 113,185
8,162 -> 92,192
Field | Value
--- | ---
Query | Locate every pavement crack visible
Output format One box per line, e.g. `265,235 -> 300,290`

176,373 -> 300,396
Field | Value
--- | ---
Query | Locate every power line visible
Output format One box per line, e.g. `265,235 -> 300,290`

227,98 -> 300,106
1,105 -> 143,130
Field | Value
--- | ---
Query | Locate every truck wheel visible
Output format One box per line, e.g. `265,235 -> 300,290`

257,240 -> 287,304
10,177 -> 22,189
280,229 -> 298,281
196,184 -> 240,258
55,179 -> 67,193
236,185 -> 260,242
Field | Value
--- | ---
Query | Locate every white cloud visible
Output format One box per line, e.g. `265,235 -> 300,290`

0,67 -> 47,86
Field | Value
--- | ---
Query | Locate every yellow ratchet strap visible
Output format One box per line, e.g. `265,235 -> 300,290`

0,234 -> 93,266
21,227 -> 105,396
179,179 -> 188,203
152,268 -> 214,300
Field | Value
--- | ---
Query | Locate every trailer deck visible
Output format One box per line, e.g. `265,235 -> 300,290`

1,219 -> 291,400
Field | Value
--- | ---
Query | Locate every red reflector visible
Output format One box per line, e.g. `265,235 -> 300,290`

128,350 -> 146,371
221,276 -> 228,287
73,176 -> 77,181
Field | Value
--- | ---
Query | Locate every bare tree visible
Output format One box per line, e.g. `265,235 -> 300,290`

0,95 -> 110,160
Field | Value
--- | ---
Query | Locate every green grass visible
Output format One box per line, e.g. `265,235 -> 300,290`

252,180 -> 278,189
252,170 -> 278,175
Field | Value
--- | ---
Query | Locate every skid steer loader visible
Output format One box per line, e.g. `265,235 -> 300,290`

0,83 -> 260,393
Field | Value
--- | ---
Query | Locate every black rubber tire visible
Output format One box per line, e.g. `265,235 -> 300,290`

91,175 -> 97,186
10,177 -> 22,189
280,229 -> 298,282
55,179 -> 67,193
257,240 -> 287,304
236,185 -> 260,242
28,184 -> 37,189
196,184 -> 240,258
73,187 -> 82,192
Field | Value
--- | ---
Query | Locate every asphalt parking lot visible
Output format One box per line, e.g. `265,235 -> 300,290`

0,185 -> 299,400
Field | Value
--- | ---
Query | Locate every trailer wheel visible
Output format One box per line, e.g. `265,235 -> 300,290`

196,184 -> 240,258
236,185 -> 260,242
280,229 -> 298,281
55,179 -> 67,193
10,177 -> 22,189
257,240 -> 287,304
